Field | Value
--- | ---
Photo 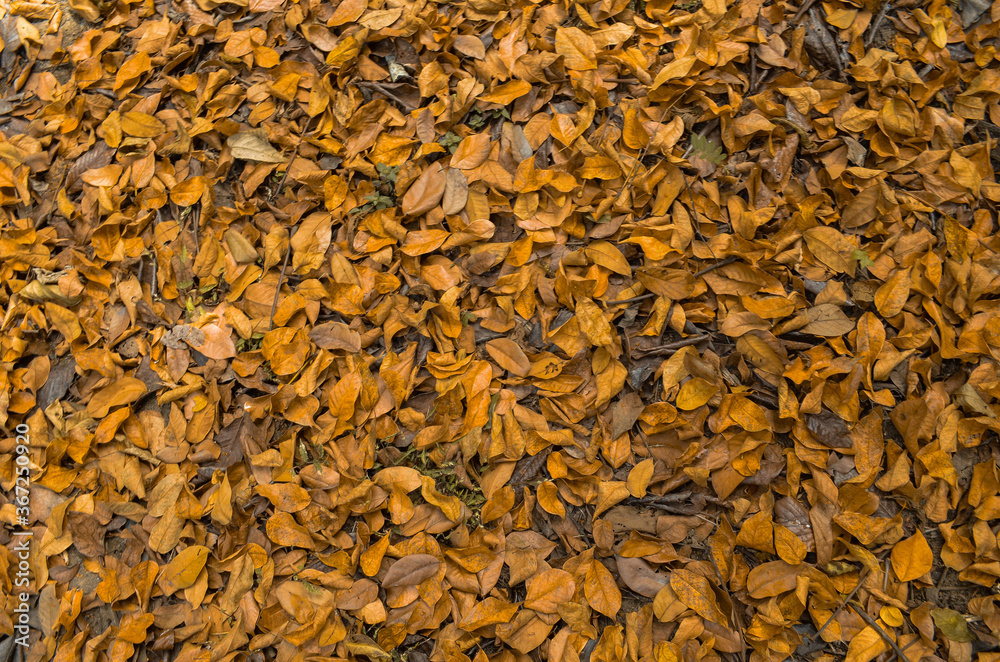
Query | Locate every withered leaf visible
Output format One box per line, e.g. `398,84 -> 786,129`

227,129 -> 286,162
7,0 -> 997,656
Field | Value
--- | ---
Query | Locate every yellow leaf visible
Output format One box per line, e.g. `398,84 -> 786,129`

623,107 -> 649,148
627,459 -> 654,498
874,268 -> 911,318
401,229 -> 450,256
746,560 -> 799,598
880,97 -> 917,137
670,568 -> 727,625
86,377 -> 147,418
845,626 -> 887,662
158,546 -> 209,595
880,606 -> 904,627
555,26 -> 597,70
891,530 -> 933,582
537,481 -> 566,517
114,52 -> 151,91
345,634 -> 391,661
458,597 -> 519,631
595,481 -> 630,516
326,34 -> 363,69
401,162 -> 446,217
117,612 -> 155,644
485,338 -> 531,377
120,111 -> 165,138
478,80 -> 532,105
583,559 -> 622,618
651,56 -> 697,89
420,475 -> 463,521
524,568 -> 576,614
257,483 -> 311,512
373,466 -> 423,492
803,226 -> 856,275
450,132 -> 492,170
576,298 -> 615,347
170,176 -> 207,207
584,240 -> 631,275
676,377 -> 717,410
265,512 -> 315,548
774,525 -> 807,565
578,155 -> 622,180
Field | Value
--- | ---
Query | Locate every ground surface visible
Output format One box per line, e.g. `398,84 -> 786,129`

1,0 -> 1000,660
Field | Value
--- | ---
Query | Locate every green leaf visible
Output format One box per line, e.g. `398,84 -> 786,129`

852,249 -> 875,268
931,609 -> 976,643
690,133 -> 726,164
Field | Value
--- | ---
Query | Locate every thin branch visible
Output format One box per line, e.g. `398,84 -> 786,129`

186,204 -> 200,249
812,568 -> 869,641
35,167 -> 67,231
693,256 -> 738,277
864,2 -> 892,46
635,333 -> 710,356
607,257 -> 737,307
848,601 -> 911,662
607,292 -> 657,306
680,167 -> 722,262
267,117 -> 320,330
604,142 -> 651,217
269,229 -> 292,332
356,81 -> 417,112
793,0 -> 818,22
270,142 -> 300,202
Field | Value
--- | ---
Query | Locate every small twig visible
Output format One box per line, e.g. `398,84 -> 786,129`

35,168 -> 68,230
810,7 -> 847,75
356,81 -> 416,111
187,204 -> 200,248
270,115 -> 318,202
270,142 -> 300,202
635,333 -> 710,356
864,2 -> 892,46
793,0 -> 818,22
812,568 -> 869,641
548,77 -> 638,84
151,208 -> 164,299
607,292 -> 657,306
151,251 -> 158,299
269,232 -> 292,332
605,142 -> 651,216
848,601 -> 911,662
693,256 -> 738,277
267,117 -> 321,330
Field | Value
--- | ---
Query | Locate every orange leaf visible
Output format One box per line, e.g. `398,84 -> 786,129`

257,483 -> 311,512
485,338 -> 531,377
626,459 -> 654,498
450,132 -> 492,170
458,597 -> 519,631
524,568 -> 576,614
158,546 -> 209,596
583,559 -> 621,618
874,268 -> 911,318
86,377 -> 147,418
891,530 -> 933,582
555,27 -> 597,70
401,162 -> 446,216
670,568 -> 727,625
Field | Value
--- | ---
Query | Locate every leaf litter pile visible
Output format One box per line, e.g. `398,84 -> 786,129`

4,0 -> 1000,656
